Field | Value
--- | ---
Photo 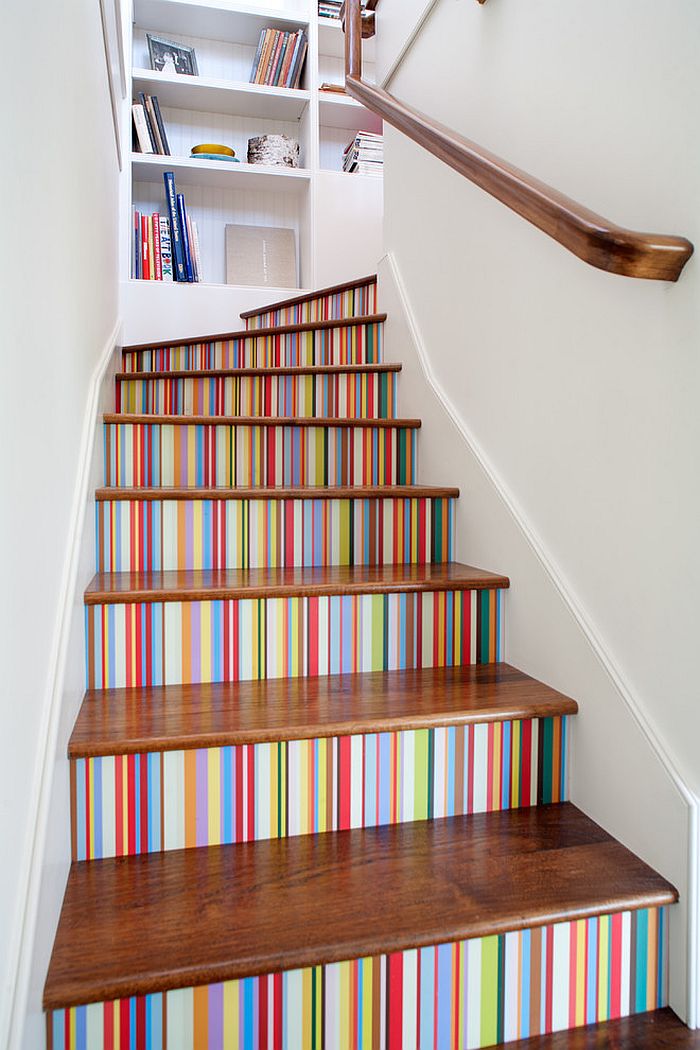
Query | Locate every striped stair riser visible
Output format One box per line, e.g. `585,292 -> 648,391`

121,324 -> 383,374
115,372 -> 397,420
85,589 -> 506,690
96,498 -> 455,573
245,284 -> 378,330
71,716 -> 567,861
47,906 -> 668,1050
104,424 -> 417,488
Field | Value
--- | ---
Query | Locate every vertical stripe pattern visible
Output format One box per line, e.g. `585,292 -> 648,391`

71,716 -> 567,860
96,497 -> 455,572
103,422 -> 417,488
116,370 -> 397,419
121,322 -> 383,374
245,281 -> 378,330
85,589 -> 506,690
47,907 -> 668,1050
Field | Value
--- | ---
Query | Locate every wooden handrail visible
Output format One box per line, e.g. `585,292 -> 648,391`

342,0 -> 693,282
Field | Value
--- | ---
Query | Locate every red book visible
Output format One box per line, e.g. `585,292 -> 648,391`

152,212 -> 162,280
141,214 -> 150,280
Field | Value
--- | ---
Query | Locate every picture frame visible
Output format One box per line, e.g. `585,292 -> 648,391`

146,34 -> 199,77
98,0 -> 126,169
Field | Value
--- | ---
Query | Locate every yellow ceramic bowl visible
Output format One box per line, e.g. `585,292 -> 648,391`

191,143 -> 235,157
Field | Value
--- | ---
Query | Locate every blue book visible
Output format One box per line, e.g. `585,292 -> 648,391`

163,172 -> 186,281
177,192 -> 194,283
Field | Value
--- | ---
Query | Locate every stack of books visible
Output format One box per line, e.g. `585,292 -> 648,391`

318,0 -> 367,18
133,172 -> 202,282
343,131 -> 383,175
132,92 -> 170,155
318,0 -> 342,18
249,28 -> 308,88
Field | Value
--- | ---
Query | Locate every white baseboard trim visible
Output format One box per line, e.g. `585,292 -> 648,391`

4,317 -> 122,1050
382,248 -> 699,1027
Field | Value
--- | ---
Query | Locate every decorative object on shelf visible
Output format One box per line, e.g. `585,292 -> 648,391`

249,28 -> 307,88
147,34 -> 198,76
190,152 -> 240,162
343,130 -> 383,175
247,134 -> 299,168
225,224 -> 297,287
132,92 -> 170,155
191,143 -> 235,157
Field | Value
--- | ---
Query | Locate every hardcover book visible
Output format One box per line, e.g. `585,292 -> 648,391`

225,225 -> 297,288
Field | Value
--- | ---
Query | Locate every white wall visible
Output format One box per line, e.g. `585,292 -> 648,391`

376,0 -> 699,1023
0,1 -> 121,1045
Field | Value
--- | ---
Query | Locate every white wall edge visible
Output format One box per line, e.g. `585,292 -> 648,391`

382,247 -> 699,1027
4,317 -> 122,1050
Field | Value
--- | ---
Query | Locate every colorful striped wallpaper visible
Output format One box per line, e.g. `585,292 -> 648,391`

121,322 -> 383,374
103,422 -> 417,489
85,589 -> 506,690
71,716 -> 566,860
47,906 -> 668,1050
116,370 -> 397,420
245,282 -> 378,330
96,496 -> 454,573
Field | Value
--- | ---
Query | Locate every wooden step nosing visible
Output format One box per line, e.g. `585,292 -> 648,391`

42,807 -> 678,1010
122,313 -> 387,354
94,484 -> 460,503
68,698 -> 579,759
239,275 -> 377,319
45,886 -> 679,1011
83,564 -> 511,606
104,413 -> 421,429
116,363 -> 401,381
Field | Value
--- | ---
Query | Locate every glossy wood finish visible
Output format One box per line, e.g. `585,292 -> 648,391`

104,412 -> 420,428
343,0 -> 693,281
508,1009 -> 699,1049
116,362 -> 401,381
69,662 -> 577,758
94,483 -> 461,502
43,803 -> 677,1009
239,274 -> 377,318
122,313 -> 387,354
84,561 -> 510,606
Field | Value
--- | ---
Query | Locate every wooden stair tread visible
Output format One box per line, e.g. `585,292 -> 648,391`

69,662 -> 577,757
84,561 -> 510,605
116,362 -> 400,380
122,313 -> 387,353
43,803 -> 678,1009
94,483 -> 460,502
239,274 -> 377,318
506,1009 -> 699,1048
104,413 -> 420,428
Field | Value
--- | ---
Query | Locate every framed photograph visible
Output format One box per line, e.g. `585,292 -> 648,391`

147,34 -> 198,76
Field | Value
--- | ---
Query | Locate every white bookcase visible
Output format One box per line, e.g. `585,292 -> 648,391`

120,0 -> 383,343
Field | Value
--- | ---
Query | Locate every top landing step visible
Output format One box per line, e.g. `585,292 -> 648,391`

122,314 -> 386,354
240,274 -> 377,320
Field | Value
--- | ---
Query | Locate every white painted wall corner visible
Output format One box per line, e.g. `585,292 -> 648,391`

4,319 -> 122,1050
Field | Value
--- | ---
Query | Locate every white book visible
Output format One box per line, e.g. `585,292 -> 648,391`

159,216 -> 173,282
190,220 -> 203,284
132,104 -> 154,154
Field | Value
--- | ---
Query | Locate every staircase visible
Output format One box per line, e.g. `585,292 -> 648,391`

44,275 -> 684,1049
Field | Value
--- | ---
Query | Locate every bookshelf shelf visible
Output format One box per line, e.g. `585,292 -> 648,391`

133,0 -> 309,46
319,93 -> 382,132
123,0 -> 383,312
132,153 -> 311,192
132,68 -> 310,120
317,18 -> 375,61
